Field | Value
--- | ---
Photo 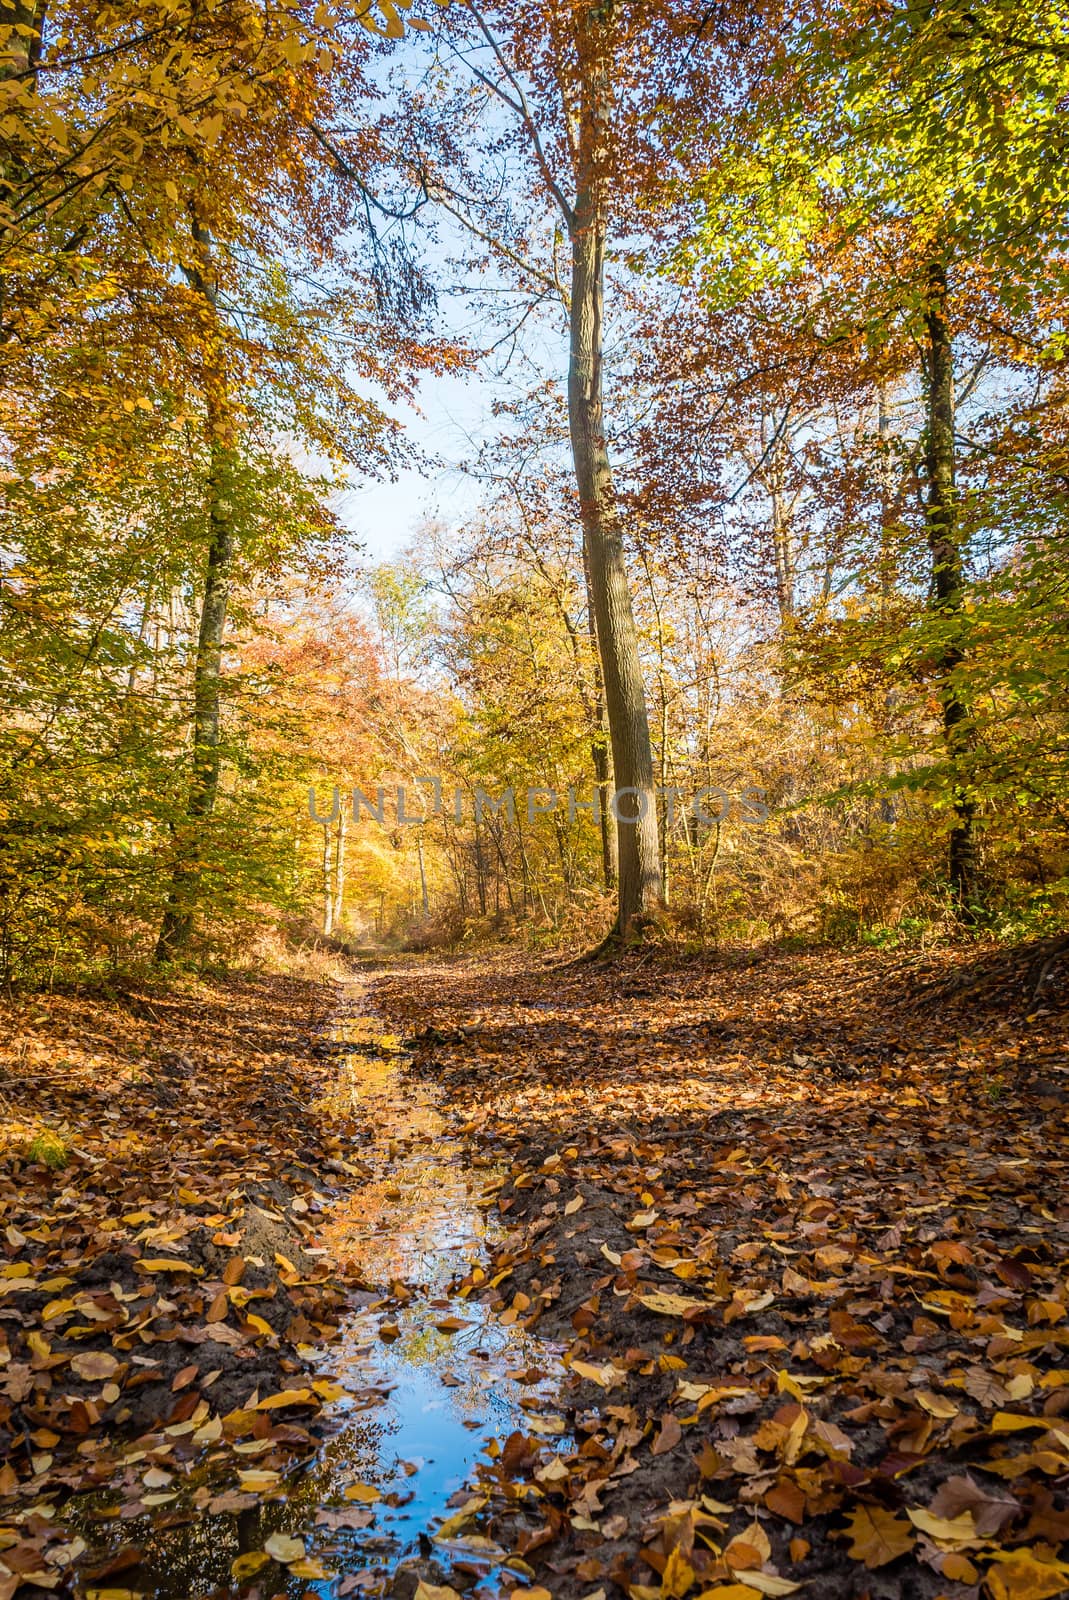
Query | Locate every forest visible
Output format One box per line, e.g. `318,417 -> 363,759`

1,2 -> 1068,1598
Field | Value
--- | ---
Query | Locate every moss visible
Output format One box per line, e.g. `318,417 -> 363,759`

27,1129 -> 70,1170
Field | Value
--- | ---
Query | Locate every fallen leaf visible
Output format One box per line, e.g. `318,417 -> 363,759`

652,1414 -> 683,1455
985,1552 -> 1069,1600
844,1504 -> 914,1569
263,1531 -> 305,1564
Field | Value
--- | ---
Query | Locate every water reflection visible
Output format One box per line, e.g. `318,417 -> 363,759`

69,1014 -> 558,1599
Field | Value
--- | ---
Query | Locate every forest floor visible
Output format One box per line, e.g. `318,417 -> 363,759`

368,938 -> 1069,1600
0,969 -> 364,1595
0,938 -> 1067,1600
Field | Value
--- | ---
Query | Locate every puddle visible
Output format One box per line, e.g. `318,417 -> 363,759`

69,1013 -> 563,1598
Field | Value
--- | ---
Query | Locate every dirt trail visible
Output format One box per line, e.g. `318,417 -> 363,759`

367,942 -> 1069,1600
2,942 -> 1067,1600
0,973 -> 568,1598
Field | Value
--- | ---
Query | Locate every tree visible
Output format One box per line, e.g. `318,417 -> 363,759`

400,0 -> 671,936
675,0 -> 1069,918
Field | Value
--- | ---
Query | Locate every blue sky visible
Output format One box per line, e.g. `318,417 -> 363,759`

332,367 -> 483,561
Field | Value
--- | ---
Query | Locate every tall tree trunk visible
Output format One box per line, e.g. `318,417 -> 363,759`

472,809 -> 487,916
580,544 -> 618,891
332,805 -> 347,931
0,1 -> 47,341
562,545 -> 616,891
924,256 -> 977,916
770,477 -> 795,627
155,223 -> 237,959
568,5 -> 661,937
639,545 -> 672,904
416,829 -> 429,918
321,823 -> 334,936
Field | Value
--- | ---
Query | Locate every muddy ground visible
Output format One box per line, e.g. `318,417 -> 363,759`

0,970 -> 368,1595
1,938 -> 1067,1600
370,939 -> 1069,1600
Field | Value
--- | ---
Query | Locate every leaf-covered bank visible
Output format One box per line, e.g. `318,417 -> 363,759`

0,970 -> 363,1593
372,943 -> 1069,1600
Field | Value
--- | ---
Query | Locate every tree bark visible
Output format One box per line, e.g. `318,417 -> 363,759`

155,222 -> 237,959
0,1 -> 48,340
321,824 -> 334,936
332,805 -> 347,931
567,4 -> 661,937
416,828 -> 429,917
924,255 -> 977,916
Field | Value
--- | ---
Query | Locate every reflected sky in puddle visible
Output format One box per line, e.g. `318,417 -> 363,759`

71,1014 -> 560,1599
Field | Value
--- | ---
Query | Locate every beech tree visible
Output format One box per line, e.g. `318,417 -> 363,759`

677,0 -> 1069,919
396,0 -> 691,936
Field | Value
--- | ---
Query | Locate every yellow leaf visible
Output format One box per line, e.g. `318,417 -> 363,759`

662,1546 -> 696,1599
236,1469 -> 280,1491
906,1507 -> 976,1544
263,1532 -> 305,1564
42,1297 -> 77,1321
570,1359 -> 622,1388
136,1258 -> 203,1275
231,1552 -> 269,1579
344,1482 -> 381,1503
312,1379 -> 346,1401
434,1495 -> 488,1539
695,1590 -> 777,1600
985,1552 -> 1069,1600
291,1558 -> 332,1579
638,1291 -> 716,1317
991,1412 -> 1047,1432
916,1391 -> 958,1419
256,1389 -> 315,1409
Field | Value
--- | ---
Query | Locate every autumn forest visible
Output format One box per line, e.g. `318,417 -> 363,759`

1,2 -> 1068,1598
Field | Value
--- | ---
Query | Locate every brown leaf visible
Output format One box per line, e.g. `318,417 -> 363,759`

652,1413 -> 683,1455
843,1504 -> 914,1569
928,1474 -> 1019,1537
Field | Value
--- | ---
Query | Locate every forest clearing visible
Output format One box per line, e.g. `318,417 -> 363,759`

2,0 -> 1069,1596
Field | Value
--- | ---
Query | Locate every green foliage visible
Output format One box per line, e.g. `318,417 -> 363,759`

27,1129 -> 70,1170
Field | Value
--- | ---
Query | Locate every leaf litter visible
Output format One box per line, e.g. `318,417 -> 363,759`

2,943 -> 1067,1600
1,971 -> 573,1597
367,941 -> 1069,1600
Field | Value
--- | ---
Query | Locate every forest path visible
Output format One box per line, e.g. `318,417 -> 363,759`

2,943 -> 1067,1599
362,942 -> 1069,1600
60,984 -> 566,1598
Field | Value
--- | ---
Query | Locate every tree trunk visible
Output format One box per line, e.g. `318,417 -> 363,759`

321,823 -> 334,936
567,6 -> 661,937
332,805 -> 347,930
472,810 -> 487,915
924,255 -> 977,916
579,544 -> 617,891
155,224 -> 237,959
770,475 -> 795,627
416,828 -> 429,917
0,1 -> 47,341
